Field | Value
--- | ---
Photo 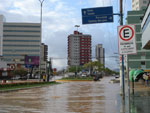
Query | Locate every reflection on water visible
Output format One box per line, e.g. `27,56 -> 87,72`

67,82 -> 105,113
130,93 -> 150,113
0,77 -> 120,113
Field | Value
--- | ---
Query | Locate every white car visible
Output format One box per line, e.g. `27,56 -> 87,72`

81,73 -> 87,77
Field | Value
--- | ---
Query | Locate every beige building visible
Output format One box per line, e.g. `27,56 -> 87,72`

0,15 -> 47,75
132,0 -> 149,10
95,44 -> 105,67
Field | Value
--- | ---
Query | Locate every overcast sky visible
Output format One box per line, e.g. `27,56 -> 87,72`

0,0 -> 131,70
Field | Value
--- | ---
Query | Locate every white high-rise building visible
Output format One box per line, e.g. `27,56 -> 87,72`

95,44 -> 105,67
0,15 -> 5,56
0,15 -> 49,74
132,0 -> 149,10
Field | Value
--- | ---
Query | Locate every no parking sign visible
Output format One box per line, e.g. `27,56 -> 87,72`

118,24 -> 137,55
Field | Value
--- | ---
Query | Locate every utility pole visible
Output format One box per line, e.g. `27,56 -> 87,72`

120,0 -> 125,99
38,0 -> 45,81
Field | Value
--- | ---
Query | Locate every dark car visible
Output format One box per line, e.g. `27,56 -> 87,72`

93,74 -> 102,81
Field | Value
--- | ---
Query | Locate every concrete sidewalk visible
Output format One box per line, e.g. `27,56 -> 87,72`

123,80 -> 150,113
130,81 -> 150,113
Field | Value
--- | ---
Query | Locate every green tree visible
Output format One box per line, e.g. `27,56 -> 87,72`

67,66 -> 83,72
83,61 -> 104,73
12,67 -> 28,77
103,68 -> 118,76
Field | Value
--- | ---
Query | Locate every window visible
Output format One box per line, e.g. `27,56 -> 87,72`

143,1 -> 147,4
141,52 -> 145,56
141,61 -> 145,65
132,4 -> 135,7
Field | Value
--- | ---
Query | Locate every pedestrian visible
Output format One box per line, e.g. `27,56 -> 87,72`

43,74 -> 46,82
143,73 -> 149,86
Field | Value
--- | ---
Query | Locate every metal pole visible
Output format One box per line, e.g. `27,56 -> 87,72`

127,55 -> 130,113
132,76 -> 134,95
120,0 -> 125,99
39,0 -> 44,81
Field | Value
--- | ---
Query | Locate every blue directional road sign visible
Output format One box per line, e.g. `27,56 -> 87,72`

25,64 -> 33,68
82,6 -> 113,24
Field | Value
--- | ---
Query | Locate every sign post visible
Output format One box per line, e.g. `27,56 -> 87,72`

118,24 -> 136,108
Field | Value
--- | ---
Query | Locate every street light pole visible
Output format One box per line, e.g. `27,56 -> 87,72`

75,25 -> 80,31
119,0 -> 125,99
39,0 -> 45,81
74,25 -> 80,77
39,0 -> 44,24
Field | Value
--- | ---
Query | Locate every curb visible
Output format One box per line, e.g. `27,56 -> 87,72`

0,83 -> 58,93
55,80 -> 93,82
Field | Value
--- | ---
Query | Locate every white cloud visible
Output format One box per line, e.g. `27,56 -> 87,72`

0,0 -> 131,70
49,0 -> 59,3
88,0 -> 113,7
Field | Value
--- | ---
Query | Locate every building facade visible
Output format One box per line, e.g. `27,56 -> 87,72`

68,31 -> 91,66
41,43 -> 48,72
0,15 -> 47,74
141,3 -> 150,49
41,43 -> 48,62
132,0 -> 149,10
126,10 -> 150,70
95,44 -> 105,67
0,15 -> 5,56
3,22 -> 41,67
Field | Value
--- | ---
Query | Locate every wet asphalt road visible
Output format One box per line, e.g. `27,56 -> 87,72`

0,77 -> 120,113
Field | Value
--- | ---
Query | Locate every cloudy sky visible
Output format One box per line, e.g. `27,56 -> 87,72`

0,0 -> 131,70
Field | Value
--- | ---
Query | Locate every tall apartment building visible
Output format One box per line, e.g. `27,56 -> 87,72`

132,0 -> 149,10
40,43 -> 48,72
95,44 -> 105,67
0,15 -> 47,73
126,10 -> 150,70
68,31 -> 91,66
41,43 -> 48,61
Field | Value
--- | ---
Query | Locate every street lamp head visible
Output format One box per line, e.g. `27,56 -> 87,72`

75,25 -> 80,28
75,25 -> 80,31
39,0 -> 45,3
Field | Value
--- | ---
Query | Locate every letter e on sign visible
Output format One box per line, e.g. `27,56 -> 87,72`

119,25 -> 134,41
118,24 -> 137,55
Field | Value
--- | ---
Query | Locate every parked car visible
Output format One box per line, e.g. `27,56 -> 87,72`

19,76 -> 27,80
81,73 -> 87,77
115,75 -> 120,78
93,74 -> 103,81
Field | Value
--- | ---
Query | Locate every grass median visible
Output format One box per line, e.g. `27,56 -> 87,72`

59,76 -> 93,81
0,81 -> 60,92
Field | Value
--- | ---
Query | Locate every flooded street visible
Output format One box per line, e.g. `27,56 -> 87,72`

0,77 -> 120,113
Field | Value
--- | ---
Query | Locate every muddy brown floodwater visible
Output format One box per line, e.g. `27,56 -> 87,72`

0,77 -> 120,113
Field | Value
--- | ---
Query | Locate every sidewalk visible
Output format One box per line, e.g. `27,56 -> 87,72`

127,81 -> 150,113
114,79 -> 150,113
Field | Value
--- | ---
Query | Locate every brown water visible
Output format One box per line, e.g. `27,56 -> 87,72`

0,77 -> 120,113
